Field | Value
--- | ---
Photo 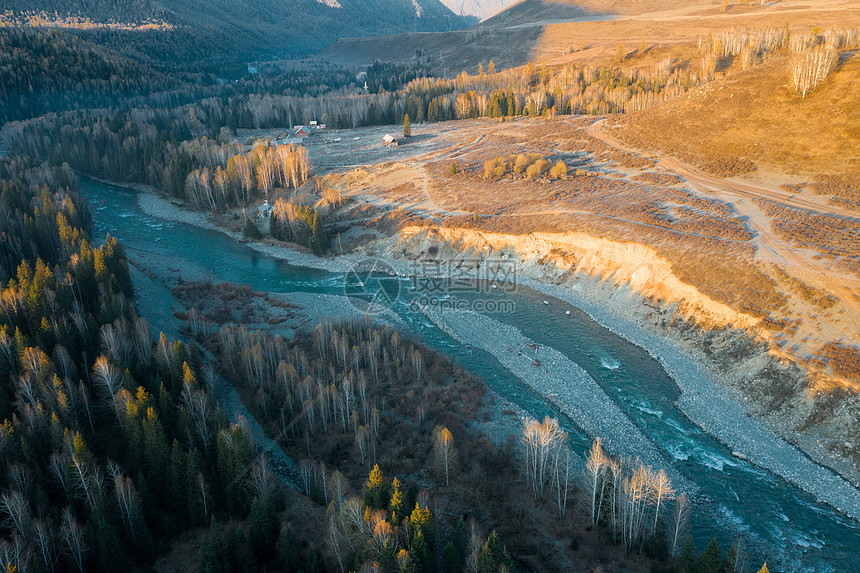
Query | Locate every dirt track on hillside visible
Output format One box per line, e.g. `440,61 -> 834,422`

585,118 -> 860,355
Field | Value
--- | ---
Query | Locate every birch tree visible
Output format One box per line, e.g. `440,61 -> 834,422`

522,417 -> 564,501
433,426 -> 455,486
650,469 -> 675,529
115,475 -> 140,541
60,508 -> 85,573
668,492 -> 691,557
583,438 -> 607,527
92,355 -> 122,405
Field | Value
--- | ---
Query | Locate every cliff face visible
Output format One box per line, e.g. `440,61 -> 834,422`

396,225 -> 760,329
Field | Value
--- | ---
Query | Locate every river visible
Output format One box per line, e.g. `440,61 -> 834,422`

82,178 -> 860,571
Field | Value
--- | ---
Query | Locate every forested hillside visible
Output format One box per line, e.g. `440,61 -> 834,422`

0,0 -> 472,65
0,29 -> 177,125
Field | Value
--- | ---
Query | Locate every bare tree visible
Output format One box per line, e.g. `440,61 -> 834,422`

0,327 -> 17,375
33,517 -> 59,572
328,516 -> 346,573
668,492 -> 691,557
197,473 -> 210,521
100,319 -> 131,365
356,426 -> 368,466
181,382 -> 212,448
0,534 -> 31,573
256,148 -> 276,199
50,453 -> 70,498
522,417 -> 564,501
115,475 -> 140,541
251,456 -> 278,506
329,470 -> 350,508
92,355 -> 122,405
583,438 -> 607,527
60,507 -> 86,572
791,43 -> 837,97
0,490 -> 31,538
650,469 -> 675,529
434,426 -> 454,486
553,444 -> 574,520
299,459 -> 315,496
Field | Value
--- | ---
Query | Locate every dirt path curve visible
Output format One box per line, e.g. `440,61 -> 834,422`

583,118 -> 860,346
585,119 -> 860,220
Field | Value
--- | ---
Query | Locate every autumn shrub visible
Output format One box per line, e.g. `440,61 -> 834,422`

697,156 -> 757,177
525,159 -> 550,179
483,156 -> 508,180
549,160 -> 568,179
633,172 -> 685,186
513,153 -> 530,174
816,343 -> 860,379
809,174 -> 860,209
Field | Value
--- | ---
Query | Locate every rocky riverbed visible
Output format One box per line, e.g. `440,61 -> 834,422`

135,185 -> 860,522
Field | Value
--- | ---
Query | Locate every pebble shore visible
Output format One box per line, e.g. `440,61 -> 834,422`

516,277 -> 860,521
422,307 -> 690,490
135,188 -> 860,521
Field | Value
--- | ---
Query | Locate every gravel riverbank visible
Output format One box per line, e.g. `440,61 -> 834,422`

422,306 -> 690,489
134,186 -> 860,521
513,277 -> 860,521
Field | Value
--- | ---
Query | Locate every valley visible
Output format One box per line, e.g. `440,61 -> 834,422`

0,0 -> 858,571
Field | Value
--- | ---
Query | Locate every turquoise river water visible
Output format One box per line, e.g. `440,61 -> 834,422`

82,178 -> 860,571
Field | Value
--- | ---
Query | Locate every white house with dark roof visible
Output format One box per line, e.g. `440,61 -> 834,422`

258,200 -> 274,219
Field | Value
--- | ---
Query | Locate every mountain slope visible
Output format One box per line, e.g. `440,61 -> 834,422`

321,0 -> 602,71
615,52 -> 860,181
0,0 -> 472,62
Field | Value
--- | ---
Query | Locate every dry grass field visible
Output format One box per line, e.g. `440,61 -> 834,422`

285,114 -> 858,386
614,51 -> 860,184
255,0 -> 860,481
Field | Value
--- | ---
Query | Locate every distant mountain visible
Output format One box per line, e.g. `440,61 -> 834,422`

321,0 -> 597,72
0,0 -> 472,62
439,0 -> 519,20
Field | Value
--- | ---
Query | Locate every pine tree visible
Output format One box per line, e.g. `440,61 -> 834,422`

403,114 -> 412,138
199,518 -> 222,573
411,529 -> 431,573
442,541 -> 461,573
697,538 -> 722,573
249,496 -> 277,563
646,516 -> 668,560
756,564 -> 769,573
243,218 -> 262,239
679,536 -> 697,573
142,407 -> 169,501
309,210 -> 326,255
280,526 -> 302,573
477,531 -> 511,573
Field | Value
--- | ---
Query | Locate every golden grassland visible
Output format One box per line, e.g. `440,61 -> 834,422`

308,111 -> 858,385
614,53 -> 860,182
269,0 -> 860,387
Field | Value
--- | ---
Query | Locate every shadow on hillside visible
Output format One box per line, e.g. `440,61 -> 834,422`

319,0 -> 612,75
